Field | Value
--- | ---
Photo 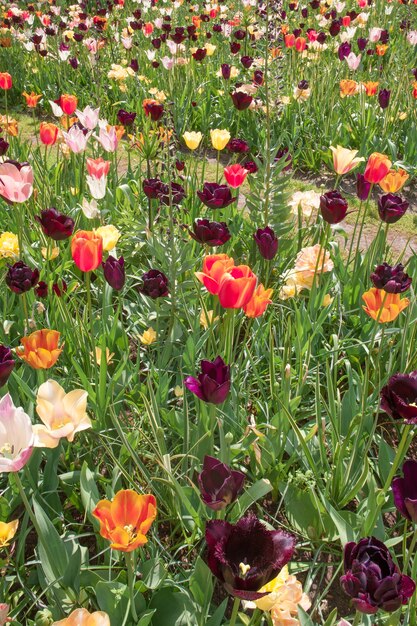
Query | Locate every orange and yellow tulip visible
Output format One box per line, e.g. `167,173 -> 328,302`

379,168 -> 409,193
92,489 -> 157,552
362,288 -> 409,323
330,145 -> 364,175
362,81 -> 379,96
243,284 -> 273,318
22,91 -> 42,108
71,230 -> 103,272
339,79 -> 359,97
195,254 -> 235,295
364,153 -> 392,184
17,329 -> 63,369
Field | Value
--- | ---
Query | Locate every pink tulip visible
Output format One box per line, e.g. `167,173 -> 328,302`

223,164 -> 248,188
86,157 -> 110,179
62,126 -> 91,153
75,105 -> 100,130
0,161 -> 34,204
0,393 -> 34,473
96,125 -> 118,153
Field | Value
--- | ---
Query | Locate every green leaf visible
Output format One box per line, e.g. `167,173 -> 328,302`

33,499 -> 69,586
232,479 -> 272,520
148,589 -> 196,626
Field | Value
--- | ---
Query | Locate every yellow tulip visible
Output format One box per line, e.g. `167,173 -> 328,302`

0,519 -> 18,548
183,131 -> 202,150
139,327 -> 157,345
95,225 -> 120,251
210,128 -> 230,151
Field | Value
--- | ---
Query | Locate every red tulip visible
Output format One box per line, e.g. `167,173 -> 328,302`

223,164 -> 248,188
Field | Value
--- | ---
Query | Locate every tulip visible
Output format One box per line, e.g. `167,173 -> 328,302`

378,88 -> 391,109
0,73 -> 12,90
142,99 -> 164,121
370,263 -> 411,293
197,182 -> 236,209
137,269 -> 169,298
71,230 -> 103,272
75,106 -> 100,130
231,90 -> 253,110
0,393 -> 34,472
92,489 -> 157,552
254,227 -> 278,260
329,145 -> 364,175
198,455 -> 245,510
96,126 -> 118,152
190,219 -> 231,246
117,109 -> 136,126
0,138 -> 9,156
6,261 -> 39,294
224,164 -> 248,188
379,169 -> 409,193
62,125 -> 91,153
378,193 -> 409,223
184,356 -> 230,404
206,514 -> 295,600
143,178 -> 162,199
380,370 -> 417,423
59,93 -> 78,115
23,92 -> 42,108
362,288 -> 409,323
227,138 -> 249,154
356,173 -> 371,201
210,129 -> 231,151
320,190 -> 348,224
86,175 -> 107,200
95,225 -> 120,251
0,160 -> 33,204
218,264 -> 257,308
364,152 -> 392,184
243,284 -> 273,318
340,537 -> 415,613
0,346 -> 14,388
156,181 -> 186,206
183,131 -> 203,150
17,329 -> 63,370
86,157 -> 110,179
52,608 -> 110,626
102,256 -> 125,290
195,254 -> 235,295
35,208 -> 74,240
39,122 -> 59,146
392,460 -> 417,523
0,605 -> 8,626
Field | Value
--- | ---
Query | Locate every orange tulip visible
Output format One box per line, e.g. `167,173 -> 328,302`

0,72 -> 12,90
71,230 -> 103,272
23,91 -> 42,108
92,489 -> 157,552
217,265 -> 257,309
17,329 -> 63,369
243,284 -> 273,318
195,254 -> 235,295
364,152 -> 392,184
52,608 -> 110,626
339,79 -> 359,97
376,44 -> 388,56
362,81 -> 379,96
40,122 -> 59,146
362,288 -> 409,323
379,168 -> 409,193
59,94 -> 78,115
284,34 -> 295,48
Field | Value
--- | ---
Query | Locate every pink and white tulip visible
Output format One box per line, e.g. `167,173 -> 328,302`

0,394 -> 34,473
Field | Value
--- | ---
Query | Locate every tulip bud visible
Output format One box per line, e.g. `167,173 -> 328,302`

253,226 -> 278,260
319,190 -> 348,224
102,256 -> 125,290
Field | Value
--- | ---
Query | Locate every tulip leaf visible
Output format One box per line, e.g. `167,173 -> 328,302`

231,479 -> 272,520
80,461 -> 101,521
206,599 -> 228,626
33,499 -> 69,586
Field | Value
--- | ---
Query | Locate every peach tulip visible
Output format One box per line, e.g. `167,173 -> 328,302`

0,519 -> 18,548
329,145 -> 364,175
195,254 -> 235,295
52,608 -> 110,626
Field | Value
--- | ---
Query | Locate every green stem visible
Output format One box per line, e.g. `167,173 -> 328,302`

125,551 -> 138,622
229,597 -> 240,626
405,526 -> 417,572
352,610 -> 362,626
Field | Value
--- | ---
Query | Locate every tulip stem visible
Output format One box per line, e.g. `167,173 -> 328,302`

229,597 -> 241,626
125,551 -> 138,622
405,526 -> 417,572
13,471 -> 42,542
352,610 -> 362,626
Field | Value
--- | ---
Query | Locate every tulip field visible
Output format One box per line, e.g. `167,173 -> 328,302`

1,0 -> 417,625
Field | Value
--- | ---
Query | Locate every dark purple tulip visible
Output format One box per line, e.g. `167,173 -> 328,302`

117,109 -> 136,126
329,19 -> 341,36
143,178 -> 162,199
241,55 -> 254,68
130,59 -> 139,72
254,227 -> 278,260
320,190 -> 348,224
103,256 -> 125,291
0,345 -> 14,387
392,460 -> 417,523
221,63 -> 231,79
190,219 -> 231,246
137,269 -> 169,299
370,263 -> 411,293
69,57 -> 79,69
378,194 -> 409,224
338,42 -> 351,60
35,208 -> 74,240
205,514 -> 296,600
35,281 -> 48,298
197,182 -> 236,209
0,137 -> 9,156
230,42 -> 241,54
184,356 -> 230,405
357,37 -> 368,51
378,89 -> 390,109
243,160 -> 258,174
157,181 -> 186,206
227,138 -> 250,154
356,173 -> 371,201
340,537 -> 415,613
253,70 -> 263,85
6,261 -> 39,294
380,371 -> 417,423
198,455 -> 245,510
144,101 -> 164,121
231,91 -> 253,110
192,48 -> 207,61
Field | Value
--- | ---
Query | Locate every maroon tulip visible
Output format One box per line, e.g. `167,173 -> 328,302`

380,371 -> 417,423
198,456 -> 245,510
254,226 -> 278,260
157,181 -> 186,206
392,460 -> 417,523
35,208 -> 74,241
378,194 -> 409,224
117,109 -> 136,126
6,261 -> 39,294
143,101 -> 164,121
143,178 -> 162,199
320,190 -> 348,224
192,48 -> 207,61
35,281 -> 48,298
227,138 -> 250,154
197,182 -> 236,209
137,269 -> 169,298
190,219 -> 231,246
356,173 -> 371,201
370,263 -> 411,293
231,91 -> 253,110
0,345 -> 14,387
103,256 -> 125,290
221,63 -> 231,79
184,356 -> 230,405
243,160 -> 258,174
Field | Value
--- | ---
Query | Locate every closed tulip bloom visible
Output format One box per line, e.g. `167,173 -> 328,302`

378,194 -> 409,224
380,370 -> 417,423
142,99 -> 164,121
92,489 -> 157,552
102,256 -> 125,290
6,261 -> 39,294
33,380 -> 91,448
198,455 -> 245,510
40,122 -> 59,145
378,88 -> 391,109
243,284 -> 273,318
59,93 -> 78,115
379,169 -> 409,193
190,219 -> 231,246
52,608 -> 110,626
356,173 -> 371,201
0,519 -> 18,548
0,346 -> 14,388
195,254 -> 235,295
370,263 -> 411,293
224,164 -> 248,188
184,356 -> 230,404
75,105 -> 100,130
197,182 -> 236,209
210,129 -> 231,151
231,90 -> 253,110
0,73 -> 12,90
137,269 -> 169,298
392,460 -> 417,522
62,125 -> 91,153
71,230 -> 103,272
117,109 -> 136,126
0,138 -> 9,157
217,264 -> 257,309
35,208 -> 74,240
0,393 -> 34,472
254,227 -> 278,260
17,329 -> 63,370
340,537 -> 415,613
320,190 -> 348,224
95,225 -> 120,251
362,288 -> 409,323
364,152 -> 392,184
183,131 -> 202,150
86,157 -> 110,179
329,145 -> 364,175
0,160 -> 33,204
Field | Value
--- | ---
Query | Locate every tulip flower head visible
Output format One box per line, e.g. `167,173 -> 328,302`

0,605 -> 8,626
392,460 -> 417,523
224,164 -> 248,188
329,145 -> 364,175
198,455 -> 245,510
183,131 -> 203,150
243,284 -> 273,318
0,73 -> 12,90
379,169 -> 409,193
0,346 -> 14,388
71,230 -> 103,272
190,219 -> 231,246
35,208 -> 74,241
380,370 -> 417,423
0,393 -> 34,472
197,182 -> 236,209
39,122 -> 59,146
184,356 -> 230,405
0,160 -> 33,204
210,129 -> 231,151
362,288 -> 409,323
17,329 -> 63,370
23,92 -> 42,108
0,519 -> 18,548
364,152 -> 392,184
52,608 -> 110,626
370,263 -> 411,293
